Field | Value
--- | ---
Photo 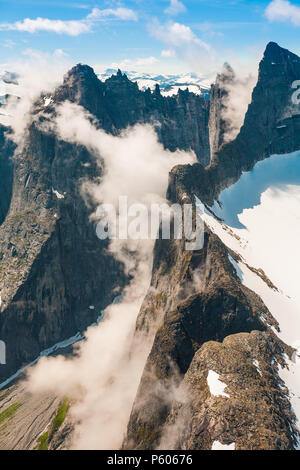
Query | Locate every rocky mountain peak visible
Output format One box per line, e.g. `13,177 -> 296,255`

63,63 -> 99,87
260,41 -> 300,75
263,41 -> 291,60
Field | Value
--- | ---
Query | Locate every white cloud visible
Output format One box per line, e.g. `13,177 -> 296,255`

87,7 -> 138,22
0,7 -> 138,36
109,56 -> 159,71
150,20 -> 210,50
161,49 -> 176,57
53,48 -> 68,57
220,65 -> 258,143
265,0 -> 300,26
148,20 -> 220,77
165,0 -> 187,16
0,17 -> 90,36
3,39 -> 16,48
1,49 -> 71,143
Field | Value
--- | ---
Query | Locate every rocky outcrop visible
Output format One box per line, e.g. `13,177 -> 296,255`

164,331 -> 296,450
123,42 -> 300,450
123,228 -> 297,450
0,383 -> 74,450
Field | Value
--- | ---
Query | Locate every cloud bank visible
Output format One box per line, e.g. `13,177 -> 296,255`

265,0 -> 300,26
221,65 -> 257,142
0,49 -> 71,144
165,0 -> 187,16
0,7 -> 138,36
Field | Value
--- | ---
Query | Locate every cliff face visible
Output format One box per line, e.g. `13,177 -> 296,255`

208,64 -> 234,158
123,42 -> 300,450
1,42 -> 300,450
0,126 -> 14,225
0,66 -> 210,382
55,66 -> 210,166
0,120 -> 126,380
124,230 -> 297,450
168,42 -> 300,209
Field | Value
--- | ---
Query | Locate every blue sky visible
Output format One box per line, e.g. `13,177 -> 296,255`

1,0 -> 300,75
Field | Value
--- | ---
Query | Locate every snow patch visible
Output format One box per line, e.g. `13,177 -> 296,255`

52,187 -> 65,199
212,440 -> 235,450
43,96 -> 53,107
207,370 -> 230,398
228,254 -> 243,280
253,359 -> 263,377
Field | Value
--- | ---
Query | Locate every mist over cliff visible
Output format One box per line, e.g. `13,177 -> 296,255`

0,41 -> 300,451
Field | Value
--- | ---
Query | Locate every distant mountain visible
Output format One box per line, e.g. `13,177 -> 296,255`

98,69 -> 210,99
0,71 -> 20,126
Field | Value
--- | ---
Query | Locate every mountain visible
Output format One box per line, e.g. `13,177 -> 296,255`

0,71 -> 20,126
123,42 -> 300,450
98,69 -> 211,98
0,42 -> 300,450
0,65 -> 211,383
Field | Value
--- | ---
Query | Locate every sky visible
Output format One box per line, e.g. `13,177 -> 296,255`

1,0 -> 300,77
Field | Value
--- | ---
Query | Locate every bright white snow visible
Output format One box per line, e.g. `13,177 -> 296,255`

196,151 -> 300,445
52,187 -> 65,199
228,254 -> 243,280
97,69 -> 210,98
43,96 -> 53,107
253,359 -> 263,377
212,441 -> 235,450
207,370 -> 230,398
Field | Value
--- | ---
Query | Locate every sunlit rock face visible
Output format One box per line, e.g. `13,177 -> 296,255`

203,151 -> 300,446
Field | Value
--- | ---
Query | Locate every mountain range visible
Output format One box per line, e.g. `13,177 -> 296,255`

0,42 -> 300,450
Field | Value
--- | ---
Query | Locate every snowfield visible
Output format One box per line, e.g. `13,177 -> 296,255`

196,151 -> 300,447
97,69 -> 210,98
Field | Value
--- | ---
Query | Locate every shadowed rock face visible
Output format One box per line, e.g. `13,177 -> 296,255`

123,42 -> 300,451
0,64 -> 211,381
168,42 -> 300,208
0,126 -> 14,225
0,121 -> 126,381
55,66 -> 210,166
